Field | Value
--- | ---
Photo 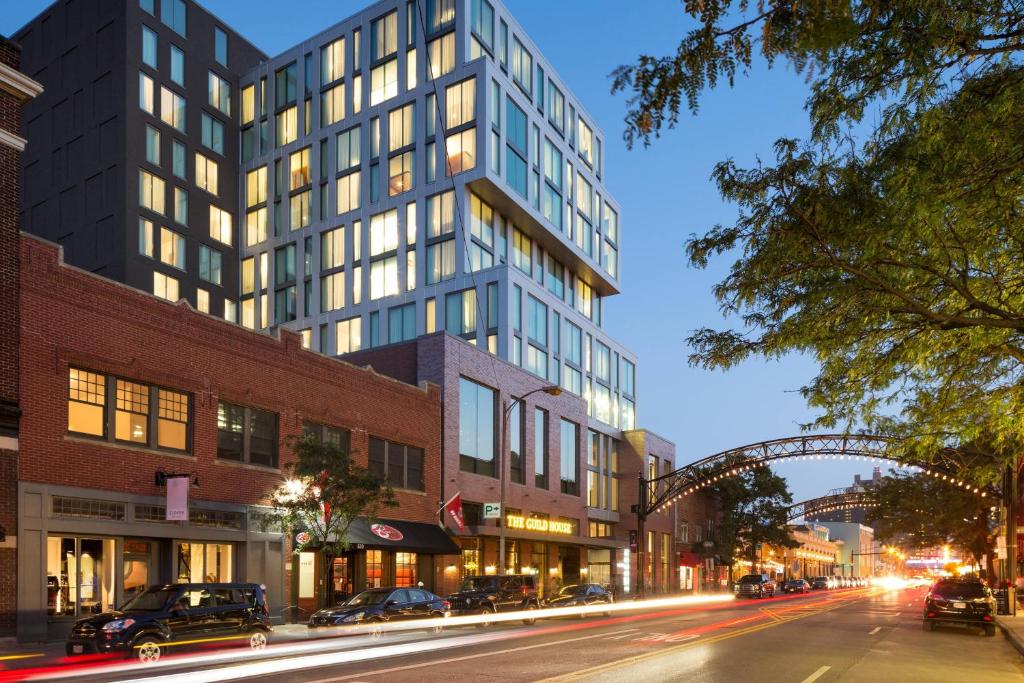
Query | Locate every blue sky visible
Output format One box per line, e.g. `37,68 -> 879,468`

2,0 -> 874,502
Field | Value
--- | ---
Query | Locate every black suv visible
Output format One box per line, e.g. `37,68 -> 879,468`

447,575 -> 541,625
66,583 -> 272,662
733,574 -> 776,599
923,579 -> 996,636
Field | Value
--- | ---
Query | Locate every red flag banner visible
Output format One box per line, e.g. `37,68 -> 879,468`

444,492 -> 465,532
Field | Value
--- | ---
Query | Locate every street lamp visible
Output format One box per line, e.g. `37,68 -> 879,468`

498,384 -> 562,575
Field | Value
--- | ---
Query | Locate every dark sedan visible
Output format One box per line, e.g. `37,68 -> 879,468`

545,584 -> 614,616
923,579 -> 996,636
309,587 -> 450,631
781,579 -> 810,594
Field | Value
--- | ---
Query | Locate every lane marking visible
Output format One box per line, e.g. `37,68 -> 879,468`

0,653 -> 44,662
800,665 -> 831,683
869,626 -> 881,635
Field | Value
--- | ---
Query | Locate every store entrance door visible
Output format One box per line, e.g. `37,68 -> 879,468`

297,552 -> 318,617
560,546 -> 581,585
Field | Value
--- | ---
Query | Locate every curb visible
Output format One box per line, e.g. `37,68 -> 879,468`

996,618 -> 1024,657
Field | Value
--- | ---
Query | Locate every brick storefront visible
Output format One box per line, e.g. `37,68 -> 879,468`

17,235 -> 446,640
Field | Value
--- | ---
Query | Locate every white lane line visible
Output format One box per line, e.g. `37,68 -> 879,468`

800,665 -> 831,683
869,626 -> 881,635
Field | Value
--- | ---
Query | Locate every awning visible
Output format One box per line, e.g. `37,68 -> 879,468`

679,552 -> 703,566
344,518 -> 460,555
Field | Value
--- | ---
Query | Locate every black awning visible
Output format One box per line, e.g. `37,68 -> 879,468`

344,518 -> 460,555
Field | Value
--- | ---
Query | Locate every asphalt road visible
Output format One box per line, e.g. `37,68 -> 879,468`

18,587 -> 1024,682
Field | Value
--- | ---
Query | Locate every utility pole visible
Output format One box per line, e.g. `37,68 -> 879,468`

1007,461 -> 1018,615
636,470 -> 646,598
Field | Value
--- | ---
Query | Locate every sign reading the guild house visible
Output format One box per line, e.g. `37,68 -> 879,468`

505,514 -> 574,535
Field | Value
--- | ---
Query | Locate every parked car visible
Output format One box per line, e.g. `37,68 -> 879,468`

447,574 -> 541,625
545,584 -> 614,616
65,583 -> 271,662
923,579 -> 996,636
810,576 -> 831,590
781,579 -> 810,594
733,574 -> 776,599
308,587 -> 450,631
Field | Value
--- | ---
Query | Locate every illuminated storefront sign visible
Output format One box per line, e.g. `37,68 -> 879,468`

505,515 -> 574,535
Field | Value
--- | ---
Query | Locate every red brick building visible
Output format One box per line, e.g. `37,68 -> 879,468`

0,37 -> 43,638
16,234 -> 450,641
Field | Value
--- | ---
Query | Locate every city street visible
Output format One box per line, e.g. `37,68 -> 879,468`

22,587 -> 1022,682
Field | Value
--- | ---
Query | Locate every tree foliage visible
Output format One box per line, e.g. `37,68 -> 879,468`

272,434 -> 397,606
866,471 -> 997,574
613,2 -> 1024,478
706,459 -> 798,576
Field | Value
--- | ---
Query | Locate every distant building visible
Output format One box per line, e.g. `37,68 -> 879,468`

806,467 -> 882,524
817,522 -> 876,577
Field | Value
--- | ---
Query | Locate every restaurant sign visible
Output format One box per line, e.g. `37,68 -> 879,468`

505,514 -> 574,535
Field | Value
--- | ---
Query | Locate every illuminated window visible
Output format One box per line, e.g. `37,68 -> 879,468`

246,207 -> 267,246
115,379 -> 149,444
425,0 -> 456,32
140,72 -> 154,113
160,87 -> 185,131
241,84 -> 255,124
445,128 -> 476,174
445,77 -> 475,129
406,48 -> 417,90
426,190 -> 454,237
276,106 -> 298,146
512,38 -> 532,94
352,74 -> 363,114
208,72 -> 230,115
195,153 -> 218,195
426,240 -> 455,284
139,170 -> 165,215
321,271 -> 345,311
209,206 -> 233,245
388,151 -> 414,195
320,37 -> 345,85
321,83 -> 345,127
159,227 -> 185,270
427,33 -> 455,79
68,368 -> 106,437
289,147 -> 311,190
371,11 -> 398,61
246,167 -> 267,207
469,193 -> 494,247
370,256 -> 398,300
396,552 -> 418,587
336,171 -> 361,214
290,190 -> 311,229
388,102 -> 415,152
138,218 -> 154,257
337,126 -> 361,170
153,271 -> 179,302
336,317 -> 362,354
512,228 -> 532,275
370,209 -> 399,256
370,59 -> 398,105
241,257 -> 255,294
578,118 -> 593,166
321,226 -> 345,269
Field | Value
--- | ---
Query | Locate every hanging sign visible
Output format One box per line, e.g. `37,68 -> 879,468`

165,476 -> 189,521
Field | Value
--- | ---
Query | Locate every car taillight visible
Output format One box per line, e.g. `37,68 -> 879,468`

927,612 -> 936,617
441,600 -> 450,610
983,614 -> 993,621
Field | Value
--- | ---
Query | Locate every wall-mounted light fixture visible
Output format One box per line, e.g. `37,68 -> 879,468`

154,470 -> 200,487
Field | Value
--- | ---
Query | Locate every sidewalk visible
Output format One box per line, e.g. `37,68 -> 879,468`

995,612 -> 1024,656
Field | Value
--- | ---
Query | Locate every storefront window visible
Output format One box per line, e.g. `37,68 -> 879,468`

396,552 -> 417,587
587,548 -> 611,588
366,550 -> 384,588
177,542 -> 233,583
332,557 -> 353,602
506,541 -> 518,574
461,539 -> 480,578
123,540 -> 151,598
47,536 -> 115,617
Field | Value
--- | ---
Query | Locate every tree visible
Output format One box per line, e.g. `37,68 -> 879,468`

611,2 -> 1024,476
273,434 -> 398,608
866,471 -> 997,577
706,459 -> 798,582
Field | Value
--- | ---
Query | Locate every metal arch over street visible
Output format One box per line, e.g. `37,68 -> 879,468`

639,434 -> 990,518
786,491 -> 879,522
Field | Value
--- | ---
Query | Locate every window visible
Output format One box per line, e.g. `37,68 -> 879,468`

321,37 -> 345,85
560,419 -> 579,495
547,80 -> 565,131
577,172 -> 593,219
172,140 -> 186,178
578,118 -> 593,166
508,400 -> 523,484
426,240 -> 455,283
199,245 -> 222,285
140,0 -> 154,14
321,83 -> 345,126
274,285 -> 296,324
303,422 -> 351,452
370,59 -> 398,105
170,46 -> 184,86
335,317 -> 362,354
370,256 -> 398,299
321,226 -> 345,269
290,190 -> 312,230
527,295 -> 547,345
337,171 -> 360,214
371,11 -> 398,61
217,402 -> 278,468
526,344 -> 547,379
139,72 -> 154,113
427,33 -> 455,79
246,167 -> 267,207
153,271 -> 178,301
425,0 -> 456,33
160,0 -> 186,36
535,407 -> 548,488
276,63 -> 298,107
160,87 -> 185,131
290,147 -> 311,189
139,170 -> 164,214
277,106 -> 298,146
445,128 -> 476,174
337,126 -> 361,170
67,368 -> 106,437
425,190 -> 454,236
544,139 -> 562,189
512,228 -> 532,274
208,72 -> 230,115
274,243 -> 296,285
546,255 -> 564,299
388,103 -> 415,151
576,277 -> 592,319
209,206 -> 233,245
160,227 -> 185,270
369,437 -> 424,491
623,359 -> 636,395
470,0 -> 494,52
171,187 -> 186,225
214,27 -> 228,66
469,193 -> 494,247
145,126 -> 160,165
406,47 -> 417,90
512,38 -> 532,94
595,342 -> 611,382
321,271 -> 345,311
352,74 -> 363,114
195,153 -> 218,195
388,303 -> 416,342
142,26 -> 157,68
506,98 -> 527,196
388,152 -> 414,195
138,218 -> 154,257
370,209 -> 399,256
246,208 -> 267,246
445,77 -> 476,129
202,113 -> 224,154
459,377 -> 494,476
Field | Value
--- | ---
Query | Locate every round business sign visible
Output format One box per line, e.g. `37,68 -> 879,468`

295,531 -> 310,545
370,523 -> 404,541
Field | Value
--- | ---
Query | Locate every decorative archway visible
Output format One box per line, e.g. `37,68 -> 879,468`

787,491 -> 878,522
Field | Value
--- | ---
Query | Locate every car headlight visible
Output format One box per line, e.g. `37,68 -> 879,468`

102,618 -> 135,632
342,611 -> 364,622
